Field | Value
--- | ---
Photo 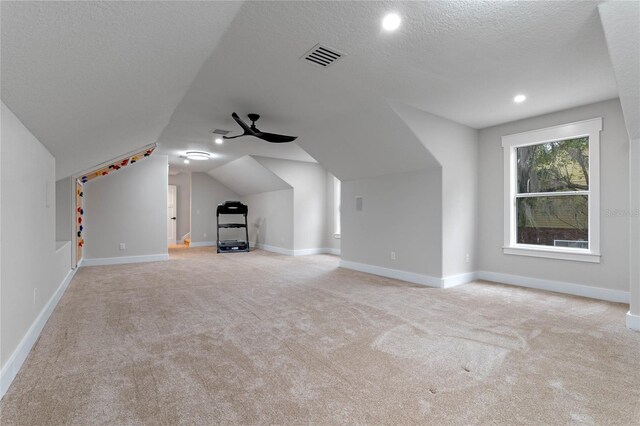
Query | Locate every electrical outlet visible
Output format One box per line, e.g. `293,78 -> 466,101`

356,196 -> 363,211
33,288 -> 37,305
119,243 -> 126,251
465,253 -> 470,263
204,233 -> 207,238
391,251 -> 396,260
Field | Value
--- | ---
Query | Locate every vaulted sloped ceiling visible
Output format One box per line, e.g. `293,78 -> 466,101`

207,156 -> 291,196
2,1 -> 621,182
0,1 -> 243,179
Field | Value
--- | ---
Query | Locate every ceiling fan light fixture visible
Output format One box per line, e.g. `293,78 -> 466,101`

185,151 -> 210,160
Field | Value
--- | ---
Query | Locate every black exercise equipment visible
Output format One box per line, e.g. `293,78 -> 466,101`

216,201 -> 249,253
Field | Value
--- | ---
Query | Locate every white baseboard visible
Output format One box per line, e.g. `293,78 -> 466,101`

255,243 -> 340,257
189,241 -> 217,248
81,253 -> 169,267
293,247 -> 341,256
339,259 -> 441,288
442,271 -> 479,288
478,271 -> 629,303
255,243 -> 294,256
627,311 -> 640,331
0,267 -> 77,399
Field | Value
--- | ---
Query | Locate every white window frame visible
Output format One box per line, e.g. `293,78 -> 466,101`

502,117 -> 602,263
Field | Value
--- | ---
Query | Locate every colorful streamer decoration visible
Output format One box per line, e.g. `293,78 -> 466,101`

78,146 -> 155,184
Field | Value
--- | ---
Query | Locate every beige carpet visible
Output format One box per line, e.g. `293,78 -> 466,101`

1,247 -> 639,425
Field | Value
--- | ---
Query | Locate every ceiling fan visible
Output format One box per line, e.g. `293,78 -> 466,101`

223,112 -> 297,143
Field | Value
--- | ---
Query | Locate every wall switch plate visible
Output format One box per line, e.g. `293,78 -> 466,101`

33,288 -> 37,305
465,253 -> 470,263
355,196 -> 363,211
204,233 -> 207,238
119,243 -> 126,250
391,251 -> 396,260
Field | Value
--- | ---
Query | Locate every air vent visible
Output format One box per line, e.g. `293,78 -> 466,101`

211,129 -> 230,135
301,44 -> 345,68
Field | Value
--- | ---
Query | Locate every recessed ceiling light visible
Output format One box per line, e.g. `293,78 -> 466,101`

382,13 -> 401,32
185,151 -> 210,161
183,159 -> 189,164
514,94 -> 527,103
215,138 -> 223,145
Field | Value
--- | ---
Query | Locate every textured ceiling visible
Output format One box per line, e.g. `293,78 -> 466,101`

1,1 -> 623,180
598,1 -> 640,139
0,1 -> 243,179
157,0 -> 619,178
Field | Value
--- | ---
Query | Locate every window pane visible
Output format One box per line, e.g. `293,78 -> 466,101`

517,137 -> 588,193
517,195 -> 588,247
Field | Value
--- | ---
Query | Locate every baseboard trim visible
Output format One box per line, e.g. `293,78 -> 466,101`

627,311 -> 640,331
478,271 -> 629,303
81,254 -> 169,267
255,243 -> 294,256
253,243 -> 339,257
189,241 -> 217,248
442,271 -> 479,288
339,260 -> 441,288
0,267 -> 77,399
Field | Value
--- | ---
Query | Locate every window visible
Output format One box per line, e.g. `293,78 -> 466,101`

502,118 -> 601,263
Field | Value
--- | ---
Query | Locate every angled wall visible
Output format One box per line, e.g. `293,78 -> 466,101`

83,155 -> 169,263
389,101 -> 479,279
1,102 -> 73,396
253,156 -> 327,251
598,1 -> 640,327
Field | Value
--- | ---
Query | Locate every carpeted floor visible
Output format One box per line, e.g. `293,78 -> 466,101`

1,247 -> 639,425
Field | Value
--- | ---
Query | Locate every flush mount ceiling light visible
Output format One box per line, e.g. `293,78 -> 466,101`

183,159 -> 190,164
382,13 -> 401,31
185,151 -> 210,160
215,138 -> 223,145
514,94 -> 527,103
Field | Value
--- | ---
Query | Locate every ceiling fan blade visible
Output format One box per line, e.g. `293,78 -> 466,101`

226,112 -> 256,138
257,132 -> 298,143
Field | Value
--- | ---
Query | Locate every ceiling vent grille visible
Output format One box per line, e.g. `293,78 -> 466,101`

301,44 -> 345,68
211,129 -> 230,135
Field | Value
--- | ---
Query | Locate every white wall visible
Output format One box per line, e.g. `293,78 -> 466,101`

341,169 -> 442,278
478,99 -> 629,292
190,172 -> 240,244
83,155 -> 168,261
1,102 -> 71,374
242,189 -> 294,251
390,102 -> 479,277
168,172 -> 191,241
254,157 -> 327,251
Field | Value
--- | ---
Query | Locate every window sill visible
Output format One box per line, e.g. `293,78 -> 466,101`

333,233 -> 341,239
503,245 -> 600,263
